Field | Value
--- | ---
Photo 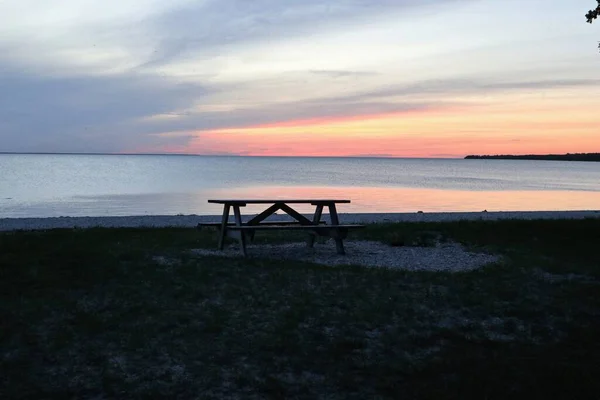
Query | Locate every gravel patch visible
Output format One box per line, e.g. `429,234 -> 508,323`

190,240 -> 501,272
1,210 -> 599,231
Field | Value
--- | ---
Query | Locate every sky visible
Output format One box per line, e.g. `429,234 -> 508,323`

0,0 -> 598,158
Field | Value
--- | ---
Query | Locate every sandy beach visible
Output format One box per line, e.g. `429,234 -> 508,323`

1,210 -> 599,231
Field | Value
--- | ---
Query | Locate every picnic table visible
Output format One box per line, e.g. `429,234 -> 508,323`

200,199 -> 364,256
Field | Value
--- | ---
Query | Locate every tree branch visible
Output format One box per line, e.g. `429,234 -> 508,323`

586,1 -> 600,23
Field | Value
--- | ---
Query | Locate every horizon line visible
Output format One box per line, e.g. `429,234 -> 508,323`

0,151 -> 464,159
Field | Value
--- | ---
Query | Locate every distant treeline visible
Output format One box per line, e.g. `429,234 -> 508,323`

464,153 -> 600,162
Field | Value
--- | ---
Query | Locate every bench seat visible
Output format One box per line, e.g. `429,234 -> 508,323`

228,224 -> 363,230
228,224 -> 365,241
198,221 -> 326,228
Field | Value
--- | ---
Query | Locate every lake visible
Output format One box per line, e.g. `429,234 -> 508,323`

1,154 -> 599,218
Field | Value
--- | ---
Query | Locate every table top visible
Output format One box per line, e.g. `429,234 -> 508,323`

208,199 -> 351,205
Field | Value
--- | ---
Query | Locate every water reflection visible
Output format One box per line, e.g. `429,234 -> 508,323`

2,185 -> 599,218
2,154 -> 599,217
208,186 -> 600,214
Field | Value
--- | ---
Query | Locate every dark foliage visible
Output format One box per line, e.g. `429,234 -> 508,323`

464,153 -> 600,162
586,1 -> 600,22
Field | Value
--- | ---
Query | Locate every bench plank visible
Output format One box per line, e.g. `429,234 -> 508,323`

208,199 -> 351,204
228,224 -> 364,243
198,221 -> 327,228
228,224 -> 363,230
308,204 -> 324,248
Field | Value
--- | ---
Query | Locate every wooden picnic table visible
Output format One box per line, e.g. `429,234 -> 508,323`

201,199 -> 364,256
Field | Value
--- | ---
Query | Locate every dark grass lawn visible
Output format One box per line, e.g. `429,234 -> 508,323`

1,219 -> 599,399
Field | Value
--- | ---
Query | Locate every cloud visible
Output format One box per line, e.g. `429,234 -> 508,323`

4,30 -> 598,155
1,0 -> 598,155
334,77 -> 600,103
484,79 -> 600,90
0,63 -> 210,152
308,70 -> 380,78
137,0 -> 469,69
129,74 -> 600,152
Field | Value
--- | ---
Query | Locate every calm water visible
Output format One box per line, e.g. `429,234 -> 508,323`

1,154 -> 600,217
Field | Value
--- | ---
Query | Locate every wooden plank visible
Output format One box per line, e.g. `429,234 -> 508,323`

233,205 -> 247,256
217,204 -> 230,250
307,204 -> 323,248
328,203 -> 340,225
278,203 -> 314,225
328,203 -> 345,255
198,221 -> 326,228
245,203 -> 283,225
208,200 -> 247,206
227,225 -> 364,230
208,199 -> 350,204
229,226 -> 355,242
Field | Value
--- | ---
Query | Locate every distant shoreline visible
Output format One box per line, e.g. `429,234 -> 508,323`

465,153 -> 600,162
3,152 -> 600,161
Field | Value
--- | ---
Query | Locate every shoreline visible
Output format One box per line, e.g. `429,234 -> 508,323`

1,210 -> 599,231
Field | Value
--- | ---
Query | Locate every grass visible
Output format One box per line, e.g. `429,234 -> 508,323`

1,219 -> 599,399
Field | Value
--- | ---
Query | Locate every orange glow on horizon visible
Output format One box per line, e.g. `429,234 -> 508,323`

239,106 -> 463,130
134,89 -> 600,157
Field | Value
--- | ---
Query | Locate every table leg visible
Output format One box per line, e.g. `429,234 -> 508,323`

328,203 -> 345,255
233,205 -> 247,256
307,204 -> 323,248
218,204 -> 230,250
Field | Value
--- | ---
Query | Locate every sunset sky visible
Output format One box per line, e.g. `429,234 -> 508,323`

1,0 -> 598,157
